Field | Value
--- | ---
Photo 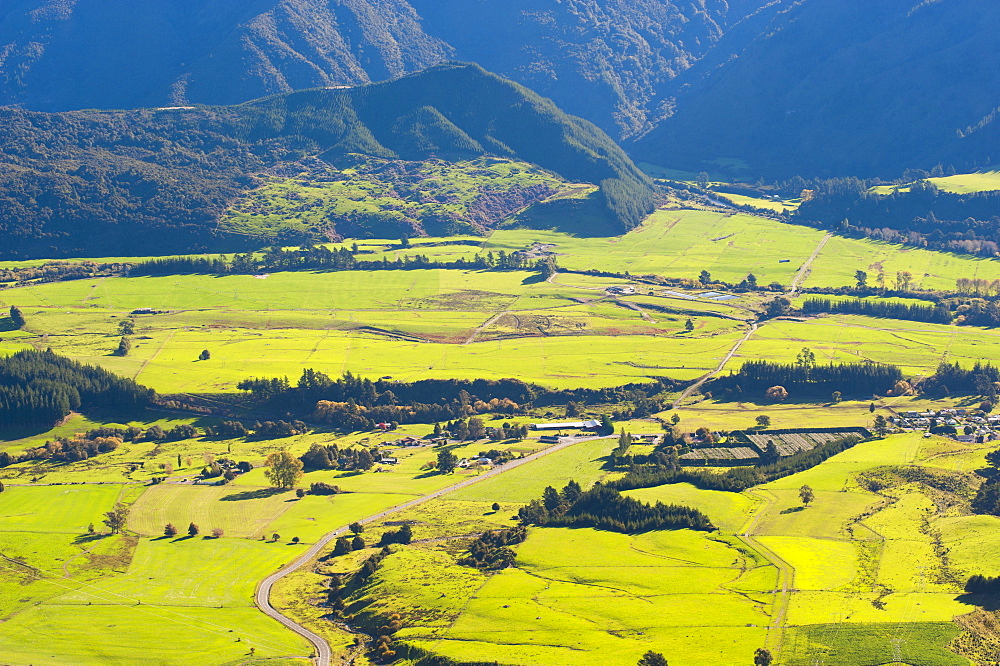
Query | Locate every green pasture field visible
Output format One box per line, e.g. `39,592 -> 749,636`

0,484 -> 126,533
800,234 -> 1000,291
782,622 -> 967,666
405,527 -> 772,666
929,170 -> 1000,193
0,604 -> 310,665
445,436 -> 619,504
487,209 -> 827,285
661,398 -> 895,433
870,171 -> 1000,196
731,314 -> 1000,379
1,266 -> 743,392
714,191 -> 798,212
623,483 -> 757,533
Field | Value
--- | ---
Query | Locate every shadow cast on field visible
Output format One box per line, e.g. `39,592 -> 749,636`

220,488 -> 287,501
780,506 -> 806,514
414,470 -> 447,479
957,593 -> 1000,611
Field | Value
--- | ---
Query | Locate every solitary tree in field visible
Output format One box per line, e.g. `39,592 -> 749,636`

198,349 -> 211,361
436,449 -> 459,474
684,318 -> 694,332
115,336 -> 132,357
188,522 -> 199,537
754,647 -> 773,666
670,413 -> 681,426
638,651 -> 668,666
349,522 -> 364,535
119,318 -> 135,336
872,414 -> 890,438
492,502 -> 501,512
164,523 -> 177,537
351,535 -> 365,550
755,415 -> 771,428
869,402 -> 877,413
799,485 -> 814,506
0,480 -> 4,493
103,503 -> 129,534
8,306 -> 25,329
212,528 -> 224,538
854,270 -> 868,289
698,270 -> 712,285
263,451 -> 304,489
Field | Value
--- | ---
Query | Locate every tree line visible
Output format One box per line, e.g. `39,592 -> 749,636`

713,360 -> 903,400
128,244 -> 544,277
240,368 -> 622,431
0,349 -> 154,428
518,480 -> 713,533
801,297 -> 951,324
921,361 -> 1000,398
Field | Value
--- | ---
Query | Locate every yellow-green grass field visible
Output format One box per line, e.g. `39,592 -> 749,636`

731,314 -> 1000,379
799,234 -> 1000,291
0,265 -> 746,392
870,171 -> 1000,196
400,528 -> 773,666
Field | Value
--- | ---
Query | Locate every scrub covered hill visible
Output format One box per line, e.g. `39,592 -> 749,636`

0,62 -> 655,259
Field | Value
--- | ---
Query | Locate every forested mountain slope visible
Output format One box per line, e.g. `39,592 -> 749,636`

0,0 -> 768,139
0,62 -> 655,259
634,0 -> 1000,178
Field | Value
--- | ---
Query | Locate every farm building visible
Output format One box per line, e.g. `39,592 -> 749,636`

532,420 -> 601,430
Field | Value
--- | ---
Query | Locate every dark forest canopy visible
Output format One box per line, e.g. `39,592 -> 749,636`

0,349 -> 155,428
713,360 -> 903,400
801,297 -> 952,325
0,63 -> 655,260
518,480 -> 714,533
238,368 -> 673,432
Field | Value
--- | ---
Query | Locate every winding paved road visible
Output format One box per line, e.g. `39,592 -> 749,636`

255,434 -> 606,665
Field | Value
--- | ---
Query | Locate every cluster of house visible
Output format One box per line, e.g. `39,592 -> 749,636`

892,409 -> 1000,443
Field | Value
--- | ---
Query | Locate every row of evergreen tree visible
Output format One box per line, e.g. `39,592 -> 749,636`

128,245 -> 541,277
518,480 -> 713,533
801,297 -> 952,324
714,360 -> 903,398
0,349 -> 154,428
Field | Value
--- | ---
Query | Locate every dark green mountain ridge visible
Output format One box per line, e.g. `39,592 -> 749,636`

0,0 -> 769,139
633,0 -> 1000,178
0,62 -> 655,259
